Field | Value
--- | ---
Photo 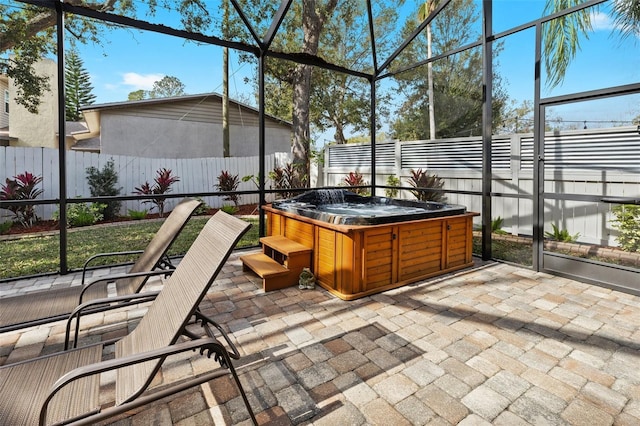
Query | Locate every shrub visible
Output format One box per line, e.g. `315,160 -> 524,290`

54,201 -> 105,227
242,174 -> 261,189
0,171 -> 44,227
220,204 -> 239,215
128,209 -> 148,220
611,204 -> 640,252
492,216 -> 507,234
269,163 -> 307,199
133,168 -> 180,217
215,170 -> 239,207
0,221 -> 12,234
385,175 -> 400,198
193,197 -> 210,216
343,171 -> 369,196
86,158 -> 122,220
545,224 -> 579,243
407,169 -> 446,203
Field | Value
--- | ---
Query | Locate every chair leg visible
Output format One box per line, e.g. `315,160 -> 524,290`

226,356 -> 258,426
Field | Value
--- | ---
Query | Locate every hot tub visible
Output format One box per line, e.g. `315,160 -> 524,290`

263,189 -> 479,300
270,189 -> 468,225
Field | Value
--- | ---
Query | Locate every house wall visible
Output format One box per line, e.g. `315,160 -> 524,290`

0,78 -> 9,129
96,96 -> 291,158
8,58 -> 58,149
100,113 -> 291,158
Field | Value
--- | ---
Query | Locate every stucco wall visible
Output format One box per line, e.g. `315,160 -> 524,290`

100,113 -> 291,158
8,58 -> 58,148
0,78 -> 9,129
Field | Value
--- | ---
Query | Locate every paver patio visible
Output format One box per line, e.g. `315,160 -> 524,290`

1,248 -> 639,425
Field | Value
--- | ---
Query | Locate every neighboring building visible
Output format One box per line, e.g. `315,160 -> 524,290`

74,93 -> 292,158
0,74 -> 10,146
6,58 -> 60,149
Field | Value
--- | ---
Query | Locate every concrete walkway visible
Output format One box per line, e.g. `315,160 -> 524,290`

1,250 -> 639,425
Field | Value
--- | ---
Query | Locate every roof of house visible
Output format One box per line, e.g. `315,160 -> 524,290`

79,92 -> 292,127
65,121 -> 89,135
70,136 -> 100,151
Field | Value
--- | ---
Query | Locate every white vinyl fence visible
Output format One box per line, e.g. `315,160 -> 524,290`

1,148 -> 290,221
322,127 -> 640,247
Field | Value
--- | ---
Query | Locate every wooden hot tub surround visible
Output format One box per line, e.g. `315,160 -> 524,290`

263,204 -> 479,300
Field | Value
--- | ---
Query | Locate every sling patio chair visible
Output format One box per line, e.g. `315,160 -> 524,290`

0,211 -> 257,426
0,198 -> 202,335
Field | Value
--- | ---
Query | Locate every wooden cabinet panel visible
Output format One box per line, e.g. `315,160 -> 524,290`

316,227 -> 336,290
398,221 -> 443,281
446,217 -> 471,268
284,218 -> 314,248
363,228 -> 396,289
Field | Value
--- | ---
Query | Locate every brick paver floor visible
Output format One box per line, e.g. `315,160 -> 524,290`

1,249 -> 639,425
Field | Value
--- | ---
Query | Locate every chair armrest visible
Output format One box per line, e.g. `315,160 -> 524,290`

81,250 -> 145,285
65,289 -> 161,350
79,269 -> 173,303
40,337 -> 229,425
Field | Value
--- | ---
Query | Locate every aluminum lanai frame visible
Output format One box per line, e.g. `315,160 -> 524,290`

5,0 -> 639,296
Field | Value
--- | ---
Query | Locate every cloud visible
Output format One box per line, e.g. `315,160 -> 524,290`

120,72 -> 165,90
590,11 -> 616,31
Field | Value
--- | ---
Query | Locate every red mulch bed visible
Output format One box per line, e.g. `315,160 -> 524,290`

1,203 -> 259,236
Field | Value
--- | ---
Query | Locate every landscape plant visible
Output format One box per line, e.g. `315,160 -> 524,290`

544,224 -> 579,243
133,168 -> 180,217
193,197 -> 210,216
492,216 -> 507,235
54,201 -> 105,227
128,209 -> 148,220
407,169 -> 446,203
220,204 -> 239,215
611,204 -> 640,252
343,171 -> 369,196
215,170 -> 240,207
384,175 -> 400,198
86,158 -> 122,220
0,221 -> 12,234
269,163 -> 307,199
0,171 -> 44,228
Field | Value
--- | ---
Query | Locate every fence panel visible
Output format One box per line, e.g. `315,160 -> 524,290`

322,127 -> 640,246
0,147 -> 289,220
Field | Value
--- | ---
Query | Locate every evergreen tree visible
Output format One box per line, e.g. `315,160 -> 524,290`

390,0 -> 508,140
64,50 -> 96,121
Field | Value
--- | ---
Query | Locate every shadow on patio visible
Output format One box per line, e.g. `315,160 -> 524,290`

1,250 -> 639,425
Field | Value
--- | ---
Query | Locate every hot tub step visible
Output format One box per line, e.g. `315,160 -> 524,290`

240,252 -> 294,291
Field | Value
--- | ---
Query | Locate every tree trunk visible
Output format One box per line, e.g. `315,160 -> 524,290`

427,1 -> 436,140
290,0 -> 339,185
223,47 -> 230,157
292,64 -> 312,184
222,0 -> 230,157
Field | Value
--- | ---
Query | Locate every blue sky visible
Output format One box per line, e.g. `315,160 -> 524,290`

71,0 -> 639,140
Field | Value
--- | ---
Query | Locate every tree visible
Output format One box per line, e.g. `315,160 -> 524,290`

148,75 -> 186,99
390,0 -> 509,140
239,0 -> 401,182
308,3 -> 399,144
0,2 -> 55,113
126,76 -> 186,101
1,1 -> 207,113
418,0 -> 437,140
64,50 -> 96,121
128,90 -> 146,101
543,0 -> 640,89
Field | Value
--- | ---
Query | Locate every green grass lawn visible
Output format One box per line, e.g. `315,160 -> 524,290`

0,217 -> 259,280
473,236 -> 533,267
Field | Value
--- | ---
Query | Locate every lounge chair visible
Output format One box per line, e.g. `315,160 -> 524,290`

0,198 -> 201,335
0,211 -> 257,426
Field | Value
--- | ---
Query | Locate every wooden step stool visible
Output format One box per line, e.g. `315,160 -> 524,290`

240,235 -> 312,291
